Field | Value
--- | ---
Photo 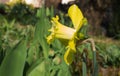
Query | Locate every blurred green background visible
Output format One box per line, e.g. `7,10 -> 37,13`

0,0 -> 120,76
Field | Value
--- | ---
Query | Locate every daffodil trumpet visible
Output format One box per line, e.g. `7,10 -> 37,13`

47,4 -> 87,65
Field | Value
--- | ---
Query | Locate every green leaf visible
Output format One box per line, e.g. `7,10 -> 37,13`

78,18 -> 89,39
50,68 -> 58,76
58,69 -> 71,76
35,7 -> 50,58
27,59 -> 50,76
46,7 -> 50,16
51,39 -> 62,51
57,61 -> 71,76
0,39 -> 27,76
26,42 -> 40,65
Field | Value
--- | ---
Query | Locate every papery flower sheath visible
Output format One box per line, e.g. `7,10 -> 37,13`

47,4 -> 86,65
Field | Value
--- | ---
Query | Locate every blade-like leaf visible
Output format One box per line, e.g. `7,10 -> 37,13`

35,7 -> 50,58
0,39 -> 27,76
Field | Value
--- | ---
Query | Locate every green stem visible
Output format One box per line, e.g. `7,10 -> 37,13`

92,51 -> 98,76
82,53 -> 87,76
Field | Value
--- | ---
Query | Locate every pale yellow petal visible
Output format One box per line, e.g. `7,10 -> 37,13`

55,25 -> 75,39
64,48 -> 75,65
68,4 -> 84,30
52,16 -> 76,40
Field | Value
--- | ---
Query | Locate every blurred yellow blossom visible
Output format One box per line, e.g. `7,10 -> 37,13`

47,4 -> 86,65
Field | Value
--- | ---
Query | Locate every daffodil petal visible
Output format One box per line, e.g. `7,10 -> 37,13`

64,48 -> 75,65
68,40 -> 76,52
52,16 -> 76,39
68,4 -> 84,30
47,16 -> 76,44
46,33 -> 54,44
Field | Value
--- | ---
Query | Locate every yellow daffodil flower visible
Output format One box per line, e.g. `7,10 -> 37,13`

47,4 -> 86,65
